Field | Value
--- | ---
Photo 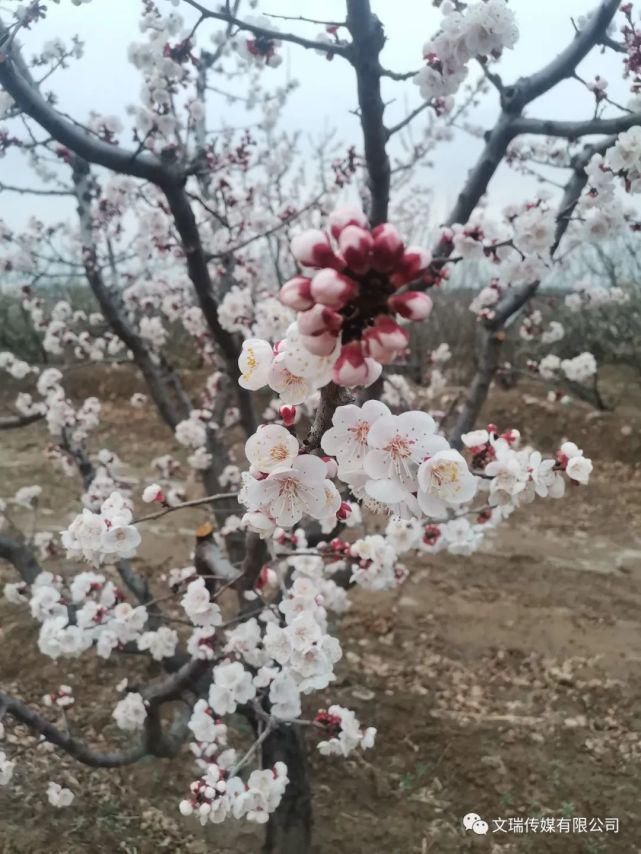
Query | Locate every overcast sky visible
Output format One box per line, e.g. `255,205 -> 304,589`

0,0 -> 631,229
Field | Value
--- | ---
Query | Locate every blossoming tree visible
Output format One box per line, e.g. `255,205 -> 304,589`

0,0 -> 637,850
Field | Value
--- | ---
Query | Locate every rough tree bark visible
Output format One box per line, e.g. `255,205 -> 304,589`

262,725 -> 312,854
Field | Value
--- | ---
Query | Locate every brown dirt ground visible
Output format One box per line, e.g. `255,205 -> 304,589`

1,364 -> 641,853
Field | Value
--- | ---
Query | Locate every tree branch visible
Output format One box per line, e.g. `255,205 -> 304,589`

505,0 -> 622,111
0,412 -> 44,430
345,0 -> 390,226
512,113 -> 641,138
0,535 -> 42,584
0,690 -> 148,768
386,101 -> 432,138
0,44 -> 257,435
71,158 -> 191,430
448,135 -> 619,447
180,0 -> 350,57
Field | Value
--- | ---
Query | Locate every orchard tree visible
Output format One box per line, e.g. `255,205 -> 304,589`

0,0 -> 638,851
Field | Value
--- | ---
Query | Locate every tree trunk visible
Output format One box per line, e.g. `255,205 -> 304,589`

263,724 -> 312,854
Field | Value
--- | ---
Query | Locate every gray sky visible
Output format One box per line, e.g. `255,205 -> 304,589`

1,0 -> 630,229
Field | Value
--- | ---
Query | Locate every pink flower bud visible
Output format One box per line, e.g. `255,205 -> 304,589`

332,341 -> 369,387
391,246 -> 432,287
291,229 -> 341,269
279,276 -> 314,311
388,291 -> 433,321
310,268 -> 358,309
336,500 -> 352,520
257,565 -> 277,590
363,357 -> 383,386
370,223 -> 405,272
142,484 -> 166,504
327,205 -> 369,239
279,405 -> 297,426
297,304 -> 343,336
299,330 -> 340,356
321,455 -> 339,479
363,316 -> 409,364
338,225 -> 374,274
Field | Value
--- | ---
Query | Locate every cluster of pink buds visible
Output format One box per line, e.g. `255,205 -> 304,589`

622,4 -> 641,89
279,207 -> 433,387
43,685 -> 74,709
274,530 -> 300,549
327,537 -> 352,556
466,424 -> 520,469
181,769 -> 229,816
314,709 -> 343,736
423,524 -> 441,547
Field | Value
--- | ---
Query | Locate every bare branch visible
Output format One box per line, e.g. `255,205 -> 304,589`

379,66 -> 419,82
505,0 -> 622,110
0,181 -> 73,196
600,33 -> 626,53
386,101 -> 432,139
206,195 -> 324,260
0,412 -> 44,430
0,56 -> 168,185
0,689 -> 148,768
513,113 -> 641,138
345,0 -> 390,225
71,158 -> 191,430
134,491 -> 238,523
0,535 -> 42,584
180,0 -> 350,57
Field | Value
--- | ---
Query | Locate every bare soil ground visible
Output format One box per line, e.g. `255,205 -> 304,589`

1,364 -> 641,853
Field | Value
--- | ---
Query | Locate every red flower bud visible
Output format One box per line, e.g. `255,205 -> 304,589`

388,291 -> 433,321
327,205 -> 369,239
290,229 -> 342,269
279,405 -> 297,427
279,276 -> 314,311
338,225 -> 374,274
370,223 -> 405,272
297,303 -> 344,335
391,246 -> 432,287
299,330 -> 340,356
321,455 -> 338,479
310,268 -> 358,309
332,341 -> 369,387
363,316 -> 409,364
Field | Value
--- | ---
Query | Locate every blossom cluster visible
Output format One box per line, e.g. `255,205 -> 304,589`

277,206 -> 434,388
61,491 -> 141,565
240,424 -> 342,533
321,401 -> 477,519
415,0 -> 518,102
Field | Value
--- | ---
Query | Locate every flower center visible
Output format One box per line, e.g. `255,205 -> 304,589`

384,434 -> 413,459
284,369 -> 302,387
270,444 -> 290,462
431,461 -> 460,488
350,419 -> 370,444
